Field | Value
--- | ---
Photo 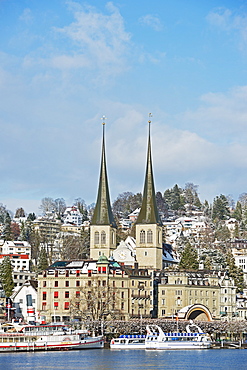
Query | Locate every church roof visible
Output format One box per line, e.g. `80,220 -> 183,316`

136,121 -> 162,226
91,123 -> 116,227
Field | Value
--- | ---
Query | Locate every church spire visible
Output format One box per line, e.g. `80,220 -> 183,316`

91,118 -> 116,227
136,114 -> 162,226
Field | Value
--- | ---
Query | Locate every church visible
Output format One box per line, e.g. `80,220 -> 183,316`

90,117 -> 171,271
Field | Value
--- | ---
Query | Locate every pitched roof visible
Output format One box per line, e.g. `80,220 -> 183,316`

136,121 -> 162,226
91,124 -> 116,227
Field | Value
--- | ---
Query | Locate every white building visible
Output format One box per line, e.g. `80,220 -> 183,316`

11,281 -> 37,323
63,206 -> 83,226
0,241 -> 32,272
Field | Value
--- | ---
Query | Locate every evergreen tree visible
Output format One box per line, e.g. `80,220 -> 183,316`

212,194 -> 230,222
14,207 -> 25,218
179,242 -> 199,270
27,213 -> 36,221
215,224 -> 231,241
226,251 -> 245,292
2,212 -> 13,241
37,247 -> 49,272
232,201 -> 242,222
0,256 -> 14,297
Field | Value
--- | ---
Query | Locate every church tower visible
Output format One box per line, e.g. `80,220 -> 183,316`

135,116 -> 163,270
90,119 -> 117,259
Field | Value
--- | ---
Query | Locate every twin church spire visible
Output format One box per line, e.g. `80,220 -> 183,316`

90,115 -> 162,268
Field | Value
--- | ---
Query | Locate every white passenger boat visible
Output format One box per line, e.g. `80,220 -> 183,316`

0,323 -> 104,352
110,334 -> 146,349
145,323 -> 212,350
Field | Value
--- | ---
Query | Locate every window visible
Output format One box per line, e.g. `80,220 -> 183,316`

42,292 -> 47,301
121,292 -> 124,299
162,309 -> 166,316
95,231 -> 99,244
101,231 -> 106,244
65,281 -> 69,287
88,280 -> 91,287
144,251 -> 148,256
76,281 -> 80,287
76,291 -> 80,298
54,281 -> 58,287
54,302 -> 58,310
64,302 -> 70,310
42,302 -> 46,310
102,280 -> 106,286
121,302 -> 124,310
147,230 -> 153,243
140,230 -> 145,243
54,291 -> 58,299
43,281 -> 46,287
162,290 -> 166,295
162,299 -> 166,305
65,291 -> 69,298
113,281 -> 115,287
65,270 -> 69,277
122,281 -> 124,288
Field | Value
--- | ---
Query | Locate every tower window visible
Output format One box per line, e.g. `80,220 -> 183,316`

147,230 -> 153,243
95,231 -> 99,245
101,231 -> 106,244
140,230 -> 145,243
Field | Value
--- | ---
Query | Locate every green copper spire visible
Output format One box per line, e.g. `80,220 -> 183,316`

91,120 -> 116,227
136,116 -> 162,226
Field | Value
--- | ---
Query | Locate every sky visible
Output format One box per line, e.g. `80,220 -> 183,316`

1,0 -> 247,215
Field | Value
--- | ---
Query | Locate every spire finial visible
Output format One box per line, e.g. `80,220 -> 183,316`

101,115 -> 107,125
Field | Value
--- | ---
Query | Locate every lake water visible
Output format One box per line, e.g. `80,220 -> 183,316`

0,349 -> 247,370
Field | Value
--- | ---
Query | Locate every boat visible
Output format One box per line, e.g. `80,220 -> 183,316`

145,322 -> 212,350
110,334 -> 146,349
0,323 -> 104,352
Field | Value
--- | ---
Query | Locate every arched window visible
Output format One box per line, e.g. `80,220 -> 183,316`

101,231 -> 106,245
147,230 -> 153,243
94,231 -> 99,245
140,230 -> 145,243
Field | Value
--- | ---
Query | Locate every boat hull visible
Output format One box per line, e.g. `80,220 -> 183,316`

0,335 -> 104,352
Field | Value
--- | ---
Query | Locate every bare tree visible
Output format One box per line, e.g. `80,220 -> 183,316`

58,233 -> 89,260
39,197 -> 55,215
69,277 -> 120,326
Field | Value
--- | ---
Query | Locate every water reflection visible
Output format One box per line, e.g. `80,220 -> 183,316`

1,349 -> 247,370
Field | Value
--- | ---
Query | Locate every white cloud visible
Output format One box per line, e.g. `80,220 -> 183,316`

206,7 -> 247,50
19,8 -> 33,23
139,14 -> 163,31
53,2 -> 131,78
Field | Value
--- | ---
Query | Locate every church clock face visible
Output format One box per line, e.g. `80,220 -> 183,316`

118,250 -> 127,260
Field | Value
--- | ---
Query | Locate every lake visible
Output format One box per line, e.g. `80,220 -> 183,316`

0,348 -> 247,370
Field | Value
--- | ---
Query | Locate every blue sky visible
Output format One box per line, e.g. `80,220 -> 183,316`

1,0 -> 247,215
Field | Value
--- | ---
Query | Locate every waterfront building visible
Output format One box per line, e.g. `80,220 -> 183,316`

157,270 -> 237,321
37,258 -> 152,323
11,280 -> 37,322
